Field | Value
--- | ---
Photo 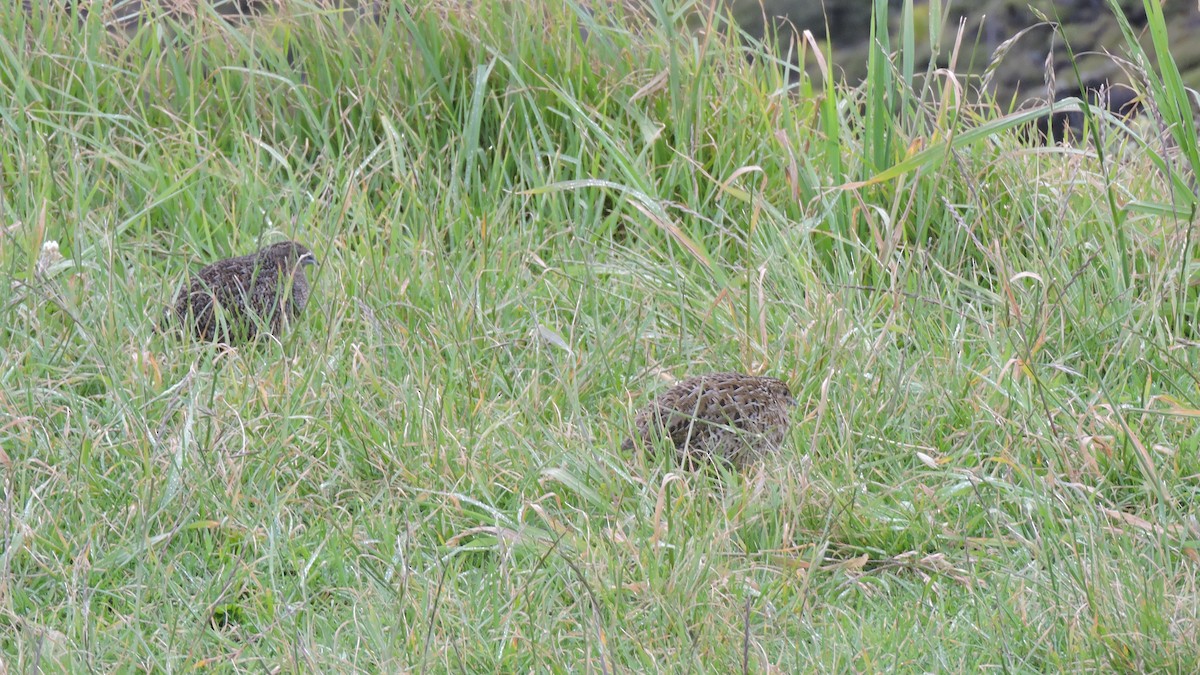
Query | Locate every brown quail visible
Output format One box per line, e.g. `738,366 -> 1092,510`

164,240 -> 318,343
622,372 -> 797,469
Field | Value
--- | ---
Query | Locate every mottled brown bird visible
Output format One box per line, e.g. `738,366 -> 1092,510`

622,372 -> 796,468
164,240 -> 318,343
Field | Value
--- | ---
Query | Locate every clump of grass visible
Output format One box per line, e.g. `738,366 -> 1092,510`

2,0 -> 1199,670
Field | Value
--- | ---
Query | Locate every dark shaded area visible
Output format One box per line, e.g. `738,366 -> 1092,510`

1027,82 -> 1141,144
729,0 -> 1200,109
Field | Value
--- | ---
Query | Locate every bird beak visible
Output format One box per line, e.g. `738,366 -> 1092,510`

300,253 -> 319,268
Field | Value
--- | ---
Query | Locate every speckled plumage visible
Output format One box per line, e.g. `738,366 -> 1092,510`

164,241 -> 318,343
622,372 -> 797,468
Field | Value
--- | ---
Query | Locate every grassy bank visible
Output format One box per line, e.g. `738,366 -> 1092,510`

2,0 -> 1199,670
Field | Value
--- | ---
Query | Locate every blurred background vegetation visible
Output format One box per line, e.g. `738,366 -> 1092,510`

730,0 -> 1200,107
80,0 -> 1200,110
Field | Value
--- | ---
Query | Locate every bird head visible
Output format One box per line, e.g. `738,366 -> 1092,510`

770,378 -> 799,408
263,241 -> 319,269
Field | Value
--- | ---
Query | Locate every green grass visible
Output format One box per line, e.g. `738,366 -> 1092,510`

3,0 -> 1200,670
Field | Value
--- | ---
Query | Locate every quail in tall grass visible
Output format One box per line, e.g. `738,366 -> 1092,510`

164,240 -> 318,343
622,372 -> 797,469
